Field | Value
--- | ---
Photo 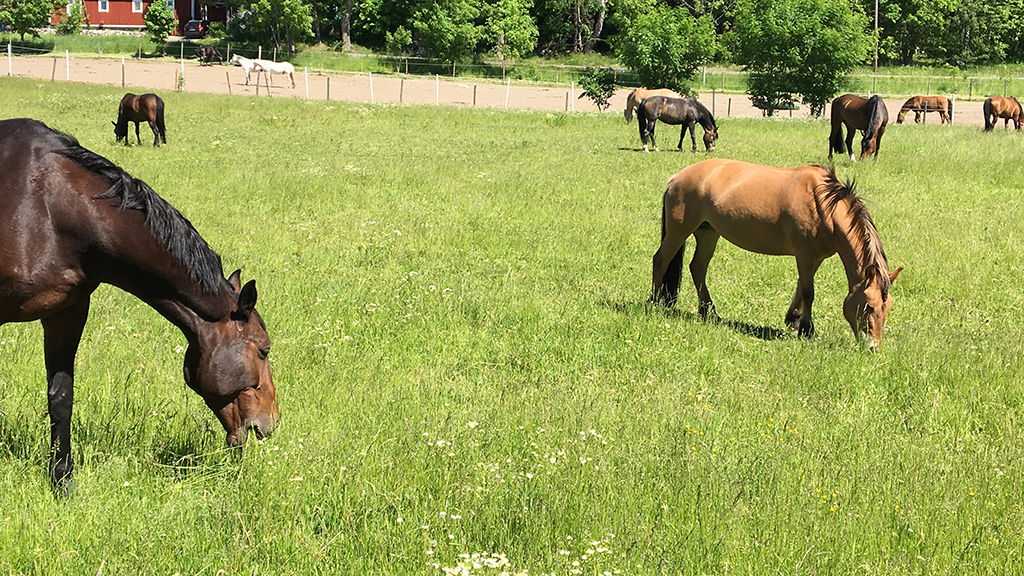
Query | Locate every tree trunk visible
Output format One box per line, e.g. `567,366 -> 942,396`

341,0 -> 354,52
583,0 -> 606,53
573,1 -> 584,52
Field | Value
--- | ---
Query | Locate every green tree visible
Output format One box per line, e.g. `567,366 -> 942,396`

941,0 -> 1012,65
729,0 -> 870,117
577,66 -> 616,110
616,5 -> 716,95
485,0 -> 538,60
143,1 -> 177,45
55,0 -> 85,35
228,0 -> 313,50
0,0 -> 60,41
412,0 -> 483,70
869,0 -> 956,65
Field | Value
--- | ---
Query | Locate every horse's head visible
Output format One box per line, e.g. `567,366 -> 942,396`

112,120 -> 127,143
843,266 -> 902,348
183,270 -> 279,447
896,110 -> 907,124
230,54 -> 242,64
703,126 -> 718,152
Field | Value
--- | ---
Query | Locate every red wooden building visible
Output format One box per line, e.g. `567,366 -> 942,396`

52,1 -> 227,33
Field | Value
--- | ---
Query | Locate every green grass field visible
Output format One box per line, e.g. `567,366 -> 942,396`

0,77 -> 1022,575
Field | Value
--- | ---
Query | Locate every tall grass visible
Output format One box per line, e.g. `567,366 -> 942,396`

0,77 -> 1021,574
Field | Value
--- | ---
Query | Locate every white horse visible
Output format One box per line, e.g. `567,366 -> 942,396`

229,54 -> 258,85
253,59 -> 296,89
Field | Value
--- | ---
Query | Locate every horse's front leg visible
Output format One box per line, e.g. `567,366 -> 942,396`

786,258 -> 823,337
688,122 -> 698,152
41,298 -> 90,495
845,129 -> 856,161
690,228 -> 721,322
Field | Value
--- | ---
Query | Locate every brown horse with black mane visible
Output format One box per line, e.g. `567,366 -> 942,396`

0,119 -> 279,493
113,92 -> 166,146
983,96 -> 1023,131
651,158 -> 901,347
623,88 -> 684,122
896,95 -> 951,124
829,94 -> 888,161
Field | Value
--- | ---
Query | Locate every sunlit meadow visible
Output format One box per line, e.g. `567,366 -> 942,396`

0,77 -> 1021,574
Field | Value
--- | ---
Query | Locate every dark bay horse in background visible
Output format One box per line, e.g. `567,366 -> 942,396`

896,95 -> 951,124
0,119 -> 279,492
637,96 -> 718,152
113,92 -> 166,146
829,94 -> 888,161
651,158 -> 901,347
194,45 -> 223,65
623,88 -> 683,122
983,96 -> 1023,131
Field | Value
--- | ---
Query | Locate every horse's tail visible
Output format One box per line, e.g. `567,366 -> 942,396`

636,100 -> 652,147
828,100 -> 845,157
654,193 -> 684,306
862,96 -> 884,141
624,89 -> 637,122
983,98 -> 994,131
155,98 -> 167,144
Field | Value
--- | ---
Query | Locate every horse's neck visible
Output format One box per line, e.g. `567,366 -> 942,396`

828,199 -> 876,289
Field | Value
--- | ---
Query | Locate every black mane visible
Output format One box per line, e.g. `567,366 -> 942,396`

52,129 -> 224,294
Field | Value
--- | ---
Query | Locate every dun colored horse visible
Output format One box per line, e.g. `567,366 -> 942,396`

112,92 -> 166,146
896,95 -> 951,124
828,94 -> 888,161
983,96 -> 1023,131
651,158 -> 901,347
623,88 -> 683,122
0,119 -> 279,492
636,96 -> 718,152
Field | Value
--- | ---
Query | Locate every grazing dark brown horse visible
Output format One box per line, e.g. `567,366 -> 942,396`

828,94 -> 888,161
636,96 -> 718,152
896,95 -> 951,124
194,45 -> 223,65
651,158 -> 902,347
623,88 -> 683,122
112,92 -> 166,146
0,119 -> 279,492
983,96 -> 1022,131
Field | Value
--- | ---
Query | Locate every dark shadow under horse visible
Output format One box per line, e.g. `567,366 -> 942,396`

828,94 -> 888,161
113,92 -> 167,147
636,96 -> 718,152
0,118 -> 278,493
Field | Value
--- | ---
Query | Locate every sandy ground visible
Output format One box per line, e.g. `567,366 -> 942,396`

2,54 -> 990,128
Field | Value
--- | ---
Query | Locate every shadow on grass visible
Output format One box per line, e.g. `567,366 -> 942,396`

602,299 -> 789,341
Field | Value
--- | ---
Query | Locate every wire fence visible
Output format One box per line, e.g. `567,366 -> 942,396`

6,38 -> 1024,101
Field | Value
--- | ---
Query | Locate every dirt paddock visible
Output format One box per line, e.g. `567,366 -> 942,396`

3,54 -> 991,128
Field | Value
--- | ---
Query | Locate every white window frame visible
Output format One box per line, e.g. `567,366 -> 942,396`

133,0 -> 144,13
166,0 -> 174,8
98,0 -> 109,12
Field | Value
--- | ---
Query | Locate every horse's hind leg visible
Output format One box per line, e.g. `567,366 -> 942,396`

148,121 -> 161,146
689,226 -> 721,321
42,298 -> 91,495
134,122 -> 141,145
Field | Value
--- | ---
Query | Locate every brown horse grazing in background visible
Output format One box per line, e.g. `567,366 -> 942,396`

112,92 -> 166,146
623,88 -> 683,122
651,158 -> 902,347
636,96 -> 718,152
896,95 -> 951,124
829,94 -> 889,161
983,96 -> 1023,131
0,119 -> 279,492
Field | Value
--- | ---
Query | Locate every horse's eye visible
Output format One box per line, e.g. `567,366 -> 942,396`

258,347 -> 270,359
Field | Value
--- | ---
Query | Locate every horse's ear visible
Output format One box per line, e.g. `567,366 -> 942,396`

227,269 -> 242,292
889,267 -> 903,284
236,280 -> 257,320
111,121 -> 116,127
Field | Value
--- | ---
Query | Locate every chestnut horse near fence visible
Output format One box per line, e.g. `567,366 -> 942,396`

623,88 -> 684,122
650,158 -> 902,347
112,92 -> 166,146
0,119 -> 279,492
829,94 -> 888,161
983,96 -> 1023,131
636,96 -> 718,152
896,95 -> 951,124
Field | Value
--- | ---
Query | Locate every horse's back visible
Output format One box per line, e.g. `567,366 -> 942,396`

666,159 -> 828,255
